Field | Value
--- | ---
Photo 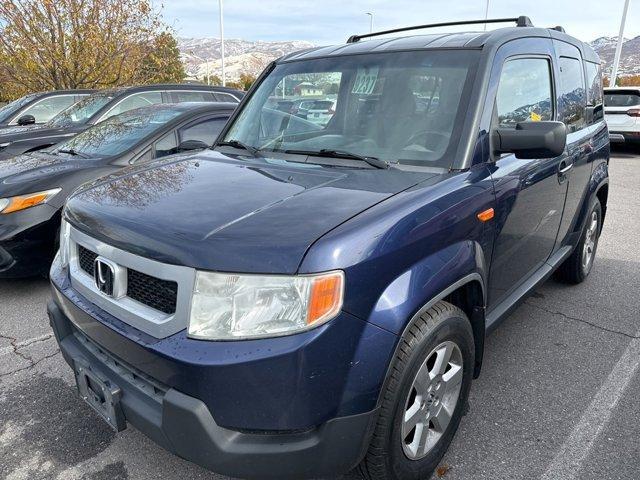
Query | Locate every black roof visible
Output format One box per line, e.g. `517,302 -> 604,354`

279,19 -> 600,64
95,84 -> 244,97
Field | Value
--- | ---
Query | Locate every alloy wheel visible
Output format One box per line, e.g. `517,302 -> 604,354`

582,210 -> 599,273
401,341 -> 463,460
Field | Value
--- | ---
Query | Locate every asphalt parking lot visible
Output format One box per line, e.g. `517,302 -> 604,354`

1,148 -> 639,480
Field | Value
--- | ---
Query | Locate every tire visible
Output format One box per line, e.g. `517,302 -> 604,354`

556,198 -> 602,284
359,301 -> 475,480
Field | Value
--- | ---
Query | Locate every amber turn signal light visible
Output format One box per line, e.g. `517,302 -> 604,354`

477,208 -> 495,222
307,272 -> 344,325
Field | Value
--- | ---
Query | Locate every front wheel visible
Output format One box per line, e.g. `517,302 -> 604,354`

556,199 -> 602,284
359,302 -> 474,480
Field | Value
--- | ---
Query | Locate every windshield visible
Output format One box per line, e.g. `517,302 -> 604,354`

0,94 -> 38,123
222,50 -> 478,166
48,93 -> 114,127
49,106 -> 184,158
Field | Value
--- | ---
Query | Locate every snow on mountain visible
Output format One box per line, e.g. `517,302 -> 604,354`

589,36 -> 640,77
178,38 -> 314,82
178,35 -> 640,83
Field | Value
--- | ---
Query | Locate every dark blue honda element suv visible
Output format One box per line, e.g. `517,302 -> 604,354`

48,16 -> 609,480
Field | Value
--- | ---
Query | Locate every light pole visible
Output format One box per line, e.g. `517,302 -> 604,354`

219,0 -> 226,87
483,0 -> 490,31
366,12 -> 373,33
610,0 -> 630,86
190,51 -> 210,85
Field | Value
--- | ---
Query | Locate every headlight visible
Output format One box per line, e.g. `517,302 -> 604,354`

59,218 -> 71,267
189,270 -> 344,340
0,188 -> 61,214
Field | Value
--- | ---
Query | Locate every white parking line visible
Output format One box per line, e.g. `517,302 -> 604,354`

541,336 -> 640,480
0,334 -> 54,356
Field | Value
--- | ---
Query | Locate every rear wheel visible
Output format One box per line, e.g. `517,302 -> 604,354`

359,302 -> 474,480
556,199 -> 602,284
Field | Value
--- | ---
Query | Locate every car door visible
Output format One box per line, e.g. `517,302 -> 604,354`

485,39 -> 570,306
552,42 -> 599,246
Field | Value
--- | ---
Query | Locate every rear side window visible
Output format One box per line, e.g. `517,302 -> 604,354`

214,92 -> 239,102
585,62 -> 603,107
495,58 -> 553,128
604,91 -> 640,107
558,57 -> 587,132
170,91 -> 216,102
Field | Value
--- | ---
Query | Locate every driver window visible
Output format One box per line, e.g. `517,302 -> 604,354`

15,95 -> 77,124
101,92 -> 163,122
495,58 -> 553,128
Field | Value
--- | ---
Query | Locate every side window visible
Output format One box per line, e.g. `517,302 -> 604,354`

14,95 -> 76,124
214,92 -> 239,103
558,57 -> 587,132
495,58 -> 553,128
179,117 -> 229,145
170,91 -> 216,103
154,131 -> 178,158
585,62 -> 603,123
102,92 -> 163,121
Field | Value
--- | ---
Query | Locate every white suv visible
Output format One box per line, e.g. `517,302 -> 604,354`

604,87 -> 640,145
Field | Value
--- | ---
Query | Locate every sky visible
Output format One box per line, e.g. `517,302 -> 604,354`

160,0 -> 640,45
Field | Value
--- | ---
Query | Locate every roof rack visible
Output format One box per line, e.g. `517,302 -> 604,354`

551,25 -> 566,33
346,15 -> 534,43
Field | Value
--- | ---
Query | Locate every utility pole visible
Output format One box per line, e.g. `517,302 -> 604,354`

219,0 -> 226,86
366,12 -> 373,33
610,0 -> 630,86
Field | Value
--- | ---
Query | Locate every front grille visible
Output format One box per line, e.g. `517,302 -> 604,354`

78,245 -> 98,275
127,269 -> 178,315
77,244 -> 178,315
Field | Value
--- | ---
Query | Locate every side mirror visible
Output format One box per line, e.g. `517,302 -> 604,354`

493,121 -> 567,159
17,114 -> 36,126
176,140 -> 209,152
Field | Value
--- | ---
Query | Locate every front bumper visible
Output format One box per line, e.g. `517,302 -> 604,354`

50,300 -> 377,479
0,204 -> 59,278
49,262 -> 397,478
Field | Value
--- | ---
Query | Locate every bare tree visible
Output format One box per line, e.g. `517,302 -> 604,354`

0,0 -> 184,99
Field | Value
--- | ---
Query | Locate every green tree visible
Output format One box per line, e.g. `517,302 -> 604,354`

136,32 -> 185,84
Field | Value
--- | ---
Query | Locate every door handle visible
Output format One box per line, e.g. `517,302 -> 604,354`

558,160 -> 573,184
558,161 -> 574,175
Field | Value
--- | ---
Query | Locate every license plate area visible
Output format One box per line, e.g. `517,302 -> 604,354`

74,358 -> 126,431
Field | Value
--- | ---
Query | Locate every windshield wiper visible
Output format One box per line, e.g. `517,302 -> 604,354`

57,148 -> 89,159
217,139 -> 263,158
283,148 -> 389,169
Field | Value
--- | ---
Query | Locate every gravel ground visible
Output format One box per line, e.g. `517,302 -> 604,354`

1,148 -> 638,480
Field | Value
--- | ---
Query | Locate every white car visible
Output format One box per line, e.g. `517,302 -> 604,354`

604,87 -> 640,145
305,100 -> 336,126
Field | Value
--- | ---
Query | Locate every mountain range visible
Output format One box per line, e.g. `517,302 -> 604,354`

178,35 -> 640,83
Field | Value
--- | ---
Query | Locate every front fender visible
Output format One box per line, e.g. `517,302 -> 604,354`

365,240 -> 487,334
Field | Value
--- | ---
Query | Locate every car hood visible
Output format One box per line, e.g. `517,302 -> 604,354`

66,150 -> 439,274
0,152 -> 109,204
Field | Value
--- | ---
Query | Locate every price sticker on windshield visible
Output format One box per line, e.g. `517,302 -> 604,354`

352,67 -> 379,95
